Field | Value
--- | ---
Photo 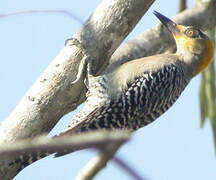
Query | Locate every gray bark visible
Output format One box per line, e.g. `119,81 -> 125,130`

0,0 -> 216,179
0,0 -> 154,179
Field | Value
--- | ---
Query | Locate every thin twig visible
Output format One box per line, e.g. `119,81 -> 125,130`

113,156 -> 146,180
0,9 -> 83,24
75,142 -> 124,180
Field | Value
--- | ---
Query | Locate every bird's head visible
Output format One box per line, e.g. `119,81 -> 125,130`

154,11 -> 214,75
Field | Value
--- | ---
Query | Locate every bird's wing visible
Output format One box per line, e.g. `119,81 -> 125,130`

57,106 -> 104,136
55,63 -> 188,157
58,63 -> 185,137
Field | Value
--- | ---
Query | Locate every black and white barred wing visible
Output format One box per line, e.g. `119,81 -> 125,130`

59,64 -> 188,136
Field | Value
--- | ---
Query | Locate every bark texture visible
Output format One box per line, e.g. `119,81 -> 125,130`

0,0 -> 154,179
1,0 -> 216,179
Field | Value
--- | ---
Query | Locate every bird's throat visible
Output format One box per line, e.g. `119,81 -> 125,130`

194,40 -> 214,75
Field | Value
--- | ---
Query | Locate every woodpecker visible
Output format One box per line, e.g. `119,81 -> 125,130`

10,11 -> 214,172
58,11 -> 214,137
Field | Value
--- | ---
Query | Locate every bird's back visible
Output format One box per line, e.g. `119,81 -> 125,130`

60,54 -> 190,136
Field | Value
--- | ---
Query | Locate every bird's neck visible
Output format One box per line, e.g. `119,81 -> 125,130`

177,50 -> 213,77
176,40 -> 214,77
176,51 -> 202,77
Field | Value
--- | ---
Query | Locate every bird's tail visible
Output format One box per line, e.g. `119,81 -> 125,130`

8,151 -> 52,173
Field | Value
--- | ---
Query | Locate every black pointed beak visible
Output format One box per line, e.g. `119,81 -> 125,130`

153,11 -> 179,34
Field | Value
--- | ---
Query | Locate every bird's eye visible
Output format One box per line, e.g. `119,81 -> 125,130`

185,28 -> 199,38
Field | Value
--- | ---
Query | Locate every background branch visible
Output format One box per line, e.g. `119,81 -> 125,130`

179,0 -> 187,12
0,9 -> 84,24
113,156 -> 146,180
108,0 -> 216,69
75,142 -> 124,180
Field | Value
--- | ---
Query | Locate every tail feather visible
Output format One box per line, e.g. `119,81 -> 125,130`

9,151 -> 52,171
54,149 -> 75,157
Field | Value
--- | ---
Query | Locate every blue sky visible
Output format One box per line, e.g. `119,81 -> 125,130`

1,0 -> 216,180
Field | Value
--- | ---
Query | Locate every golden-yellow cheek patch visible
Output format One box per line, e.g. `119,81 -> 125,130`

185,39 -> 214,74
171,24 -> 214,75
176,25 -> 186,32
195,40 -> 214,74
175,35 -> 214,75
172,25 -> 186,37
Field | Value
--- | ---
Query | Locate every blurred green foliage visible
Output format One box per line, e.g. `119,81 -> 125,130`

199,29 -> 216,149
179,0 -> 216,150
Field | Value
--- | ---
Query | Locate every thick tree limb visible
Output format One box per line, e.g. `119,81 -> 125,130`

0,0 -> 154,179
0,0 -> 154,141
1,0 -> 215,179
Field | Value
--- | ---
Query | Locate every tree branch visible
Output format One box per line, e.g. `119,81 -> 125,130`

179,0 -> 187,12
75,142 -> 123,180
0,9 -> 84,24
0,0 -> 154,178
108,0 -> 216,68
75,145 -> 146,180
113,156 -> 146,180
1,0 -> 215,178
0,131 -> 130,159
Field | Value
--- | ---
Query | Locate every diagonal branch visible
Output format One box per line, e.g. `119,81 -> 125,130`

108,0 -> 216,68
0,0 -> 154,179
113,156 -> 146,180
75,144 -> 146,180
75,142 -> 124,180
1,0 -> 215,178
